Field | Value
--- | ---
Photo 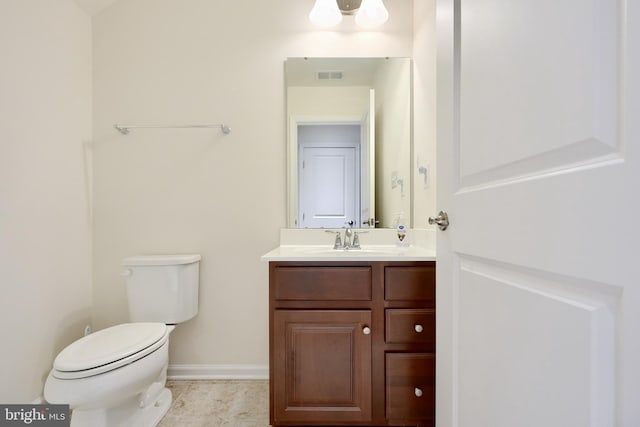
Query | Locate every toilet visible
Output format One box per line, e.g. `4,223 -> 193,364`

44,254 -> 201,427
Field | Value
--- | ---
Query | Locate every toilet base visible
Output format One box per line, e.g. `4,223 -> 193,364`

70,387 -> 172,427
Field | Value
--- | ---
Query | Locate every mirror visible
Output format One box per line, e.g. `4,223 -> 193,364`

286,57 -> 412,229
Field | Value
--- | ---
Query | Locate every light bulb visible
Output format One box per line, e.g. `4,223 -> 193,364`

355,0 -> 389,28
309,0 -> 343,28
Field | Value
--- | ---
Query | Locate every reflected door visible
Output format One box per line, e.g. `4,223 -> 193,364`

299,144 -> 358,228
297,124 -> 361,228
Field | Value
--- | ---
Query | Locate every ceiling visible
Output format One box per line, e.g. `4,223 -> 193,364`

73,0 -> 119,16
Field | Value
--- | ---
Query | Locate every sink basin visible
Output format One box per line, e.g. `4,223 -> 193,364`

262,244 -> 435,262
288,245 -> 408,256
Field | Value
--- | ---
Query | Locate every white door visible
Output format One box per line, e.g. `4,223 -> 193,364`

360,89 -> 376,228
299,145 -> 358,228
436,1 -> 639,426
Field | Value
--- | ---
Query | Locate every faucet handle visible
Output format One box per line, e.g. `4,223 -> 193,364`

351,231 -> 369,249
325,230 -> 343,249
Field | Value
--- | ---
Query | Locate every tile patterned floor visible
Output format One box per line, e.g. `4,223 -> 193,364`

158,380 -> 270,427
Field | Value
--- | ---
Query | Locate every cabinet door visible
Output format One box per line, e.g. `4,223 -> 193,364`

386,353 -> 435,425
272,310 -> 372,425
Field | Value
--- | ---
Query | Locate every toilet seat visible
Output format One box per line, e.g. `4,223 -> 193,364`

52,323 -> 168,380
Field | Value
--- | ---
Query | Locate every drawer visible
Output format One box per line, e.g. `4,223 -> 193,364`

272,266 -> 372,301
386,353 -> 435,424
384,265 -> 435,304
385,309 -> 435,348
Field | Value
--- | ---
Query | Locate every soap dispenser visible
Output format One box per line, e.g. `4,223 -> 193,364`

394,213 -> 409,247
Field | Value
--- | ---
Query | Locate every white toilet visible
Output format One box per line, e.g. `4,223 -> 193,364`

44,254 -> 201,427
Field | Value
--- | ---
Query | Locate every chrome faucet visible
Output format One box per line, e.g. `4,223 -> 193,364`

325,230 -> 343,249
326,222 -> 367,250
325,227 -> 353,250
343,226 -> 353,249
351,231 -> 362,249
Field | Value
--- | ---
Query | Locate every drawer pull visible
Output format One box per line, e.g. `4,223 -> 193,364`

414,324 -> 424,333
415,387 -> 423,397
362,326 -> 371,335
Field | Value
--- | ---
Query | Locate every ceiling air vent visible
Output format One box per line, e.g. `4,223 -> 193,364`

317,71 -> 343,81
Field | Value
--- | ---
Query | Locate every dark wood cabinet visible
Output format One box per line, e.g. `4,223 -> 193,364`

386,353 -> 435,423
269,261 -> 435,426
272,309 -> 372,424
385,308 -> 435,347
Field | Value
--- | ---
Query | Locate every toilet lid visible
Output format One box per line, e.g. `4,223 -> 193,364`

53,323 -> 168,379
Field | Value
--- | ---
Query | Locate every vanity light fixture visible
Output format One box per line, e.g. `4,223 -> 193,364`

354,0 -> 389,29
309,0 -> 343,27
309,0 -> 389,29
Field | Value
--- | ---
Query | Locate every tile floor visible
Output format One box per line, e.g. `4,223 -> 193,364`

158,380 -> 270,427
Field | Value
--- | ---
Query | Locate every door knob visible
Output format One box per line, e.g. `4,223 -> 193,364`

428,211 -> 449,231
362,326 -> 371,335
362,218 -> 380,226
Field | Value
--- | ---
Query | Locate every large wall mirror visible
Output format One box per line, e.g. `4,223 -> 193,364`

286,57 -> 412,229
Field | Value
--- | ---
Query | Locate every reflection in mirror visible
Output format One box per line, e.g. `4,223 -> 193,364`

286,57 -> 412,229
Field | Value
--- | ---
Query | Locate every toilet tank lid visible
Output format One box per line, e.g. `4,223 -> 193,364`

122,254 -> 201,266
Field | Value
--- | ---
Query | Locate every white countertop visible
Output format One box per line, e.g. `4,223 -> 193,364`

261,245 -> 436,262
260,228 -> 436,262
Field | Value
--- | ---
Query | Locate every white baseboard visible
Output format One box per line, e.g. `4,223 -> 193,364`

167,364 -> 269,381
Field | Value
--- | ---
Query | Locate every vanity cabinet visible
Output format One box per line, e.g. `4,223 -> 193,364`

269,261 -> 435,427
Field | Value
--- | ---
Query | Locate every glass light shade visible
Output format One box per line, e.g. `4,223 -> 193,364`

309,0 -> 343,27
355,0 -> 389,28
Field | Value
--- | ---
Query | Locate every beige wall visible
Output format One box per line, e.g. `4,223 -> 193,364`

374,59 -> 412,228
0,1 -> 93,402
92,0 -> 414,370
288,86 -> 371,117
412,0 -> 437,228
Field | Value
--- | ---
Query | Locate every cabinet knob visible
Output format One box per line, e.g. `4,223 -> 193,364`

415,387 -> 423,397
362,326 -> 371,335
414,324 -> 424,333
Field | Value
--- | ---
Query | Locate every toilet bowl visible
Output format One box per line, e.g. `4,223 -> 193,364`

44,255 -> 200,427
45,323 -> 173,427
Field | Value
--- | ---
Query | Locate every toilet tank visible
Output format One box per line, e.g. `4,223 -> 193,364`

122,254 -> 200,324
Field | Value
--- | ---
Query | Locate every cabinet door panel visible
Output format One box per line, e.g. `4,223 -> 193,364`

273,310 -> 372,424
386,353 -> 435,425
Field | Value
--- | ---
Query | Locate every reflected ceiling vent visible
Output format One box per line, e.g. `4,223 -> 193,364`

317,71 -> 344,80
